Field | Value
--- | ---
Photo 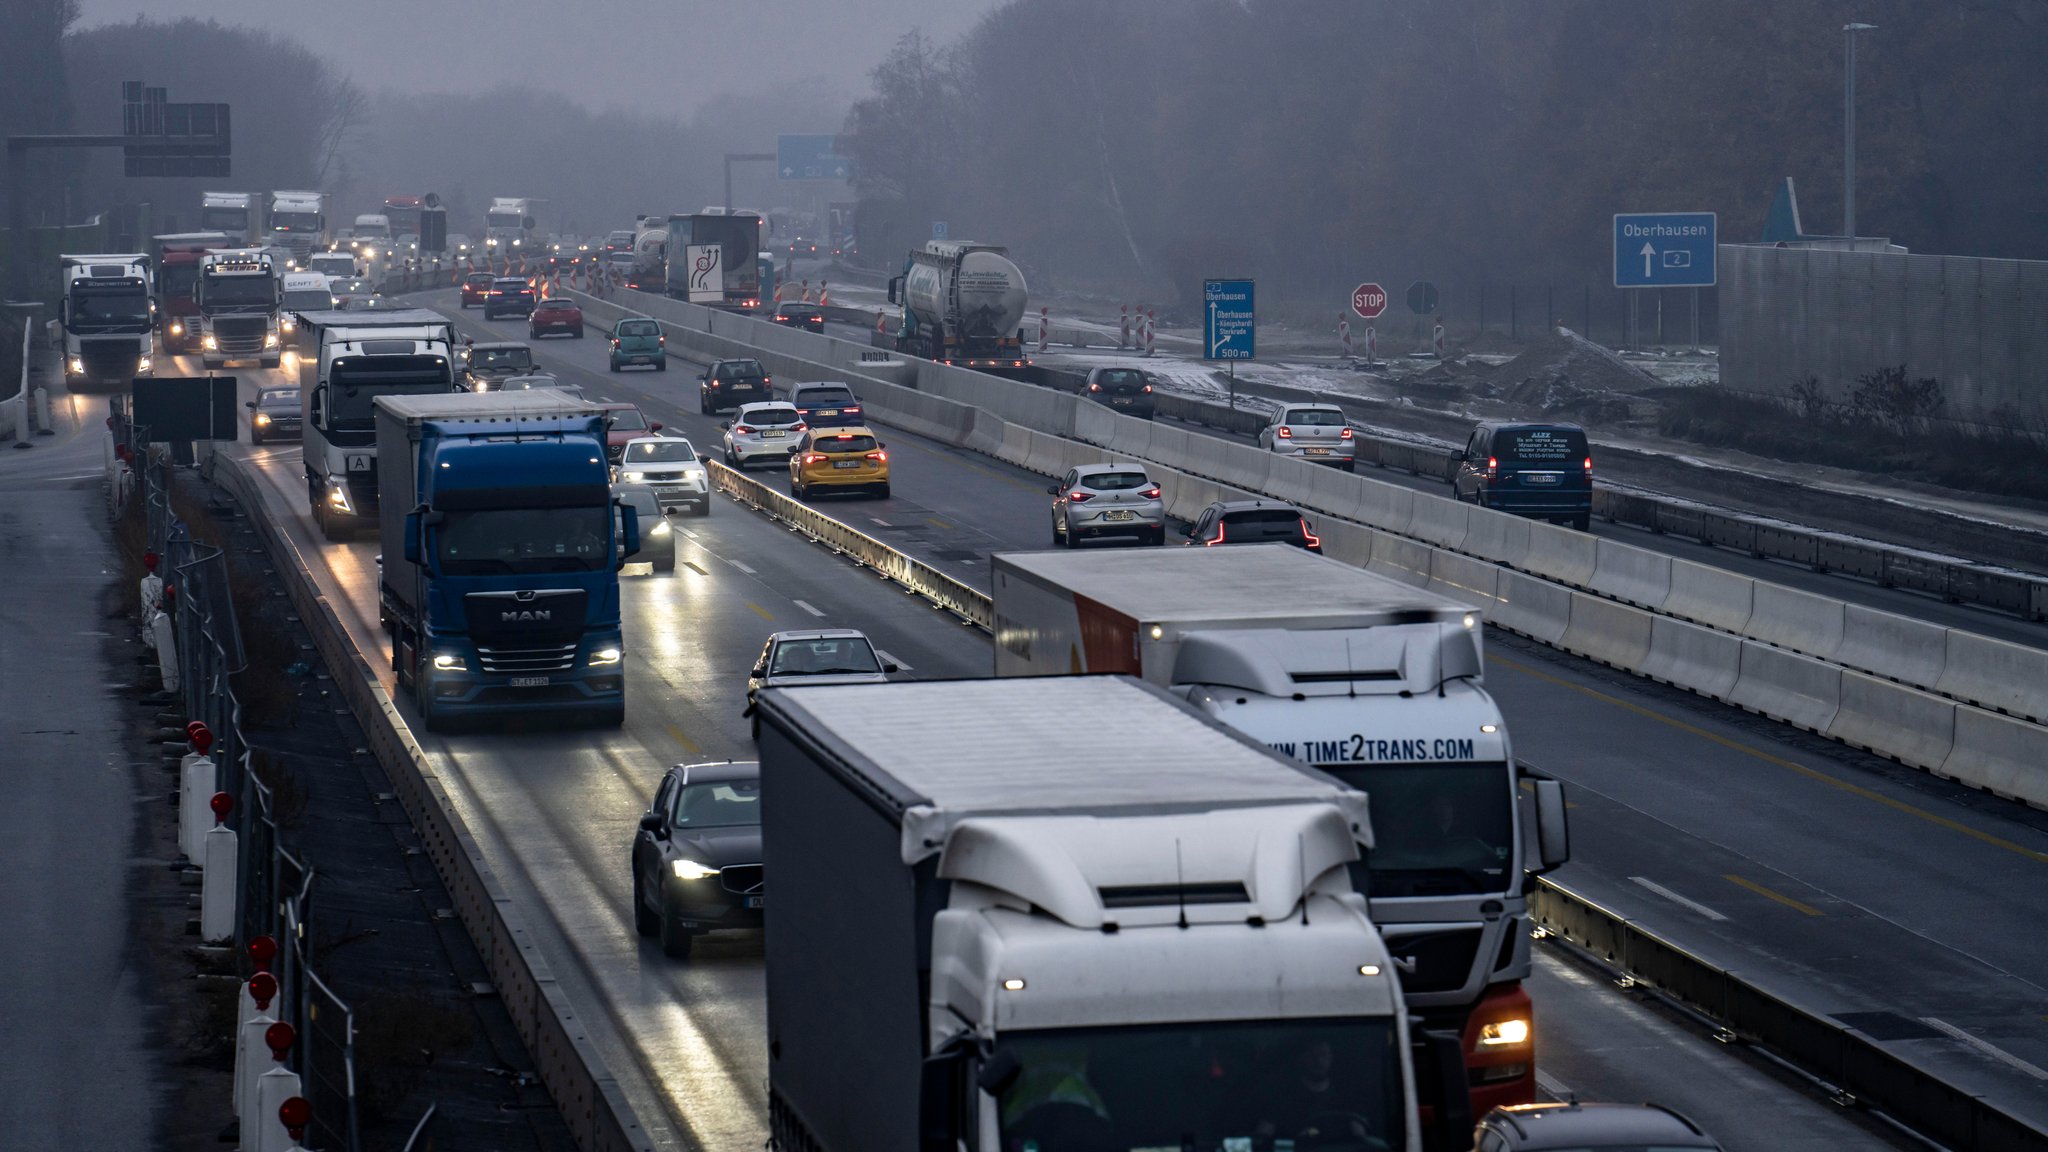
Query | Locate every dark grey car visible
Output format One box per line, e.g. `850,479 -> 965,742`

1084,367 -> 1156,419
1475,1102 -> 1722,1151
631,761 -> 764,959
246,386 -> 301,444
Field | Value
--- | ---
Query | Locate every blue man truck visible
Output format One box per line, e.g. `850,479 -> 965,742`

374,392 -> 639,730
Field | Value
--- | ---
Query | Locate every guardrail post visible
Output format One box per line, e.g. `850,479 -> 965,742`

200,793 -> 237,943
234,970 -> 279,1113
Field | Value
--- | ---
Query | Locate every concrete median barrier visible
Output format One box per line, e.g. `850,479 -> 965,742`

1315,520 -> 1377,570
1936,631 -> 2048,725
1662,558 -> 1755,634
1640,616 -> 1742,700
1521,521 -> 1598,588
1589,539 -> 1673,611
1559,592 -> 1654,670
1405,493 -> 1471,551
1461,503 -> 1531,569
1743,582 -> 1847,662
1835,605 -> 1949,688
1426,548 -> 1501,612
1941,707 -> 2048,807
1729,643 -> 1842,733
1350,476 -> 1417,537
1365,531 -> 1433,588
1492,570 -> 1573,645
1829,672 -> 1957,772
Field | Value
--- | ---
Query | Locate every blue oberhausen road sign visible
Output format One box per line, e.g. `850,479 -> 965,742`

1613,212 -> 1717,288
776,134 -> 851,181
1204,279 -> 1256,360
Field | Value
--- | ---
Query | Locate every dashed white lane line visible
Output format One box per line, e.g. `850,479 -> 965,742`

869,517 -> 892,527
730,560 -> 757,574
876,650 -> 911,672
1629,876 -> 1728,922
792,599 -> 826,617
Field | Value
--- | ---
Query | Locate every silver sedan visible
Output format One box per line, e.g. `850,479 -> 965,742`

720,401 -> 807,469
1049,463 -> 1165,547
1258,403 -> 1357,471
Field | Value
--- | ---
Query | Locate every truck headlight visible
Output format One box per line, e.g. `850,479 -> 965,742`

281,318 -> 295,334
136,356 -> 152,373
326,483 -> 352,513
67,357 -> 83,375
202,334 -> 217,350
672,859 -> 720,880
1476,1018 -> 1530,1048
588,646 -> 622,667
432,653 -> 467,671
264,332 -> 279,348
168,321 -> 183,336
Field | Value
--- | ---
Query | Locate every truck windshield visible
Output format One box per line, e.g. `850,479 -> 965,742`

201,208 -> 247,231
435,507 -> 611,574
487,213 -> 522,229
202,275 -> 276,307
160,266 -> 198,297
282,290 -> 335,311
70,288 -> 151,326
1317,762 -> 1514,897
324,361 -> 454,442
994,1017 -> 1404,1152
270,211 -> 321,231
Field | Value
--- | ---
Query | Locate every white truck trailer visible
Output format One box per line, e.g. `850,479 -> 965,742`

755,675 -> 1483,1152
990,544 -> 1572,1116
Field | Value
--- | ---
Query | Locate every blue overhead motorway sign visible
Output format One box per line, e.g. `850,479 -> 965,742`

776,134 -> 851,181
1204,279 -> 1256,360
1613,212 -> 1717,288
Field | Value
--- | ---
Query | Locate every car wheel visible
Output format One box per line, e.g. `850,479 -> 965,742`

1571,513 -> 1591,531
875,485 -> 890,500
695,500 -> 711,517
658,890 -> 696,959
251,430 -> 263,445
700,395 -> 712,415
1052,516 -> 1064,547
596,704 -> 626,728
633,870 -> 660,937
1341,461 -> 1356,474
1148,527 -> 1166,546
609,357 -> 619,372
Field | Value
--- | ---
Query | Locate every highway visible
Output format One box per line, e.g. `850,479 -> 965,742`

174,284 -> 2048,1148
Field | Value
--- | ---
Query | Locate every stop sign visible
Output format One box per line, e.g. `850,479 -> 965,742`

1350,282 -> 1388,320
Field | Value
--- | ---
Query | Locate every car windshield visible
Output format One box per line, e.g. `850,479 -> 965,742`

625,440 -> 698,463
780,307 -> 819,318
495,281 -> 530,293
1220,509 -> 1308,540
813,433 -> 878,454
740,407 -> 800,427
1305,762 -> 1514,897
669,779 -> 762,828
1497,426 -> 1588,463
993,1017 -> 1404,1152
1285,409 -> 1347,427
768,636 -> 881,676
472,348 -> 532,370
1098,369 -> 1147,389
505,376 -> 559,390
1080,470 -> 1151,491
606,409 -> 650,431
617,321 -> 658,337
434,507 -> 610,574
257,389 -> 299,408
336,279 -> 373,294
281,290 -> 334,311
797,388 -> 855,407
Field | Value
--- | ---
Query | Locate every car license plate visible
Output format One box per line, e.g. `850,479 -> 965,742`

1112,397 -> 1132,406
1305,447 -> 1330,456
509,676 -> 549,688
744,896 -> 765,909
764,430 -> 785,438
833,460 -> 861,469
1103,510 -> 1135,521
1524,473 -> 1561,486
815,409 -> 839,419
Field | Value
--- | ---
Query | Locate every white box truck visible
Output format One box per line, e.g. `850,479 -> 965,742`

755,675 -> 1481,1152
294,308 -> 458,539
990,544 -> 1571,1116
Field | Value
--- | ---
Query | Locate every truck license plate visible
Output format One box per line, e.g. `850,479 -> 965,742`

509,676 -> 550,688
744,896 -> 766,909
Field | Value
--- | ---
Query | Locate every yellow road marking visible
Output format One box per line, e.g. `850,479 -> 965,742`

925,516 -> 953,530
1725,874 -> 1824,917
746,601 -> 774,621
1492,653 -> 2048,866
682,560 -> 709,576
666,724 -> 702,755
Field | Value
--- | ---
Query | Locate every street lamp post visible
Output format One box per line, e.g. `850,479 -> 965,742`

1843,21 -> 1876,244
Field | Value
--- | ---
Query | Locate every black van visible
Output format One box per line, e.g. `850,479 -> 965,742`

1451,421 -> 1593,529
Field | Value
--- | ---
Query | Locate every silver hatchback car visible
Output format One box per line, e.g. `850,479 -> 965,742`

1258,402 -> 1357,471
1049,463 -> 1166,547
720,401 -> 807,469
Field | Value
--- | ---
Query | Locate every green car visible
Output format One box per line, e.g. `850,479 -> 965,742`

609,317 -> 666,372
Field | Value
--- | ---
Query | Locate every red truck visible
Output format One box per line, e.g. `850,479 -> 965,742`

153,232 -> 232,355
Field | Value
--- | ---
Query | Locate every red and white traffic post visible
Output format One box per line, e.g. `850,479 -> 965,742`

178,722 -> 217,865
818,280 -> 829,306
1432,315 -> 1446,357
1339,317 -> 1353,358
1038,307 -> 1049,354
1120,305 -> 1130,349
1144,310 -> 1156,357
245,1022 -> 302,1152
200,791 -> 237,943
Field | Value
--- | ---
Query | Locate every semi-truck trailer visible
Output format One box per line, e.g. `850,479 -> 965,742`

152,232 -> 231,355
375,391 -> 636,730
265,191 -> 328,264
199,191 -> 258,244
886,240 -> 1029,366
626,217 -> 666,291
484,198 -> 537,253
990,544 -> 1572,1117
195,249 -> 283,370
664,212 -> 763,310
756,674 -> 1482,1152
295,309 -> 460,540
58,254 -> 154,388
381,194 -> 424,242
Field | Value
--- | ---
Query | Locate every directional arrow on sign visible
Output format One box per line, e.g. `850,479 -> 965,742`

1640,242 -> 1656,279
1208,301 -> 1223,357
781,167 -> 794,177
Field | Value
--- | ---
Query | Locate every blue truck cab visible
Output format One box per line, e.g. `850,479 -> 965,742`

374,392 -> 640,730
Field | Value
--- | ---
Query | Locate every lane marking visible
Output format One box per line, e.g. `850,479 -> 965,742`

1492,653 -> 2048,866
1534,1068 -> 1575,1102
730,560 -> 757,575
1920,1018 -> 2048,1081
869,517 -> 892,527
682,560 -> 709,576
876,650 -> 911,672
1724,874 -> 1824,917
679,527 -> 699,539
925,516 -> 952,530
746,602 -> 774,621
1628,876 -> 1728,921
792,599 -> 825,617
665,724 -> 702,756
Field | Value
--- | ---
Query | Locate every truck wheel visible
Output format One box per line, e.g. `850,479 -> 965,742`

658,892 -> 696,959
632,872 -> 659,937
317,503 -> 346,542
413,670 -> 445,733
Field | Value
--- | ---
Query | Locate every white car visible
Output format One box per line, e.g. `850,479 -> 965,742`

617,435 -> 711,515
1257,402 -> 1357,471
720,401 -> 806,469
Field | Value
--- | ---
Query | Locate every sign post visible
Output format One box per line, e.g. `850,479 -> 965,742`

1204,278 -> 1255,408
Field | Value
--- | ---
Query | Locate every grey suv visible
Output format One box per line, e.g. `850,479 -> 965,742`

700,358 -> 771,414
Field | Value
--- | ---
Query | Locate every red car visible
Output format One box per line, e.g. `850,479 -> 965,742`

597,403 -> 661,464
459,272 -> 495,309
529,296 -> 585,339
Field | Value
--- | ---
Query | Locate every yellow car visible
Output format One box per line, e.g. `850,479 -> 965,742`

789,425 -> 890,499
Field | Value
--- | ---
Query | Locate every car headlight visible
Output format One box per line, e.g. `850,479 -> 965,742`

168,321 -> 184,336
588,646 -> 622,667
201,334 -> 217,350
649,519 -> 671,536
1476,1018 -> 1530,1048
254,413 -> 271,425
621,471 -> 645,483
432,653 -> 467,671
264,332 -> 279,348
473,381 -> 487,393
672,859 -> 720,880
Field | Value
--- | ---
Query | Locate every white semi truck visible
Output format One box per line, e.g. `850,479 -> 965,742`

58,254 -> 155,388
755,675 -> 1487,1152
265,190 -> 328,264
195,249 -> 283,370
484,197 -> 537,253
294,308 -> 459,540
199,191 -> 258,244
989,544 -> 1572,1118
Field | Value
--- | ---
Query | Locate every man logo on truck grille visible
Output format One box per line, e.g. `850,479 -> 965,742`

501,610 -> 552,622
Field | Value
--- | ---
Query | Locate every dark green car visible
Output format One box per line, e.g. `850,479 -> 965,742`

609,317 -> 666,372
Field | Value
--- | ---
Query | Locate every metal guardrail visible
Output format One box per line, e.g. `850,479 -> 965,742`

709,460 -> 993,631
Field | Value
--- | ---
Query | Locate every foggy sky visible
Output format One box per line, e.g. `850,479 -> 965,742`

75,0 -> 996,117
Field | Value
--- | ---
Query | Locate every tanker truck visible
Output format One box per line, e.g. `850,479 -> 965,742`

885,240 -> 1029,367
625,216 -> 666,292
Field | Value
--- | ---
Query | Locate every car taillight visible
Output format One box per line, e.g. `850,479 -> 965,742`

1088,382 -> 1100,392
1300,519 -> 1321,547
804,453 -> 825,464
866,451 -> 887,462
845,406 -> 861,415
611,338 -> 620,347
763,375 -> 773,386
1277,427 -> 1293,439
1205,522 -> 1227,546
792,422 -> 808,432
1143,486 -> 1161,499
1143,384 -> 1152,393
657,335 -> 665,345
1486,456 -> 1499,478
734,425 -> 755,434
1340,427 -> 1354,440
1584,456 -> 1594,472
1068,490 -> 1093,502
